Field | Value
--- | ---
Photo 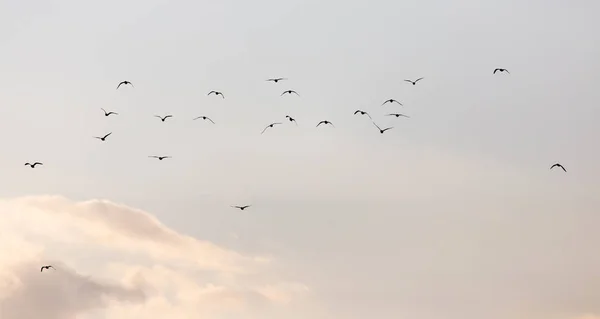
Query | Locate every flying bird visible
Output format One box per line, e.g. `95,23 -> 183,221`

149,156 -> 171,161
101,108 -> 118,116
354,110 -> 372,119
94,132 -> 112,141
382,99 -> 402,106
316,120 -> 334,128
40,265 -> 55,272
232,205 -> 251,210
285,115 -> 297,125
266,78 -> 287,83
493,68 -> 510,74
373,122 -> 393,134
116,81 -> 133,89
154,115 -> 173,122
386,113 -> 410,118
404,77 -> 424,85
208,91 -> 224,98
550,163 -> 566,172
261,122 -> 282,134
281,90 -> 299,96
193,116 -> 215,124
24,162 -> 43,168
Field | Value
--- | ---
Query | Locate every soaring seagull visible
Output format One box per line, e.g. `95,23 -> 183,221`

40,265 -> 55,272
154,115 -> 173,122
281,90 -> 300,96
116,81 -> 134,89
193,116 -> 215,124
354,110 -> 372,119
550,163 -> 566,172
232,205 -> 251,210
94,132 -> 112,141
25,162 -> 43,168
316,120 -> 334,128
372,122 -> 393,134
261,122 -> 282,134
404,78 -> 424,85
266,78 -> 287,83
493,68 -> 510,74
101,108 -> 118,116
149,156 -> 171,161
208,91 -> 225,98
382,99 -> 402,106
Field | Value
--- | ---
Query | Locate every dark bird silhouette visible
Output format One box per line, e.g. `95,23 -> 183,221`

373,122 -> 393,134
149,156 -> 171,161
493,68 -> 510,74
285,115 -> 297,125
316,120 -> 334,128
116,81 -> 133,89
40,265 -> 55,272
208,91 -> 224,98
266,78 -> 287,83
382,99 -> 402,106
386,113 -> 410,118
354,110 -> 372,119
24,162 -> 43,168
193,116 -> 215,124
281,90 -> 299,96
261,122 -> 282,134
101,108 -> 118,117
232,205 -> 251,210
550,163 -> 567,172
404,78 -> 424,85
94,132 -> 112,141
154,115 -> 173,122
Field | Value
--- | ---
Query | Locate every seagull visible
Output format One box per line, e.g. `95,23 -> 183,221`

208,91 -> 225,98
232,205 -> 251,210
386,113 -> 410,118
493,68 -> 510,74
193,116 -> 215,124
550,163 -> 566,172
266,78 -> 287,83
116,81 -> 134,89
149,156 -> 171,161
281,90 -> 299,96
94,132 -> 112,141
382,99 -> 402,106
354,110 -> 372,119
154,115 -> 173,122
316,120 -> 334,128
285,115 -> 297,125
373,122 -> 393,134
261,122 -> 282,134
40,265 -> 55,272
404,78 -> 424,85
101,108 -> 118,117
24,162 -> 43,168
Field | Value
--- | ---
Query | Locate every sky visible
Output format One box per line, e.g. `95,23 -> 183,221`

0,0 -> 599,318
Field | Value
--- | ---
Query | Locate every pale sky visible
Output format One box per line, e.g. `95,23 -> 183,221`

0,0 -> 599,318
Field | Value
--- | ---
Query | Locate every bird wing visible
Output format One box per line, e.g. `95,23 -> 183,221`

165,115 -> 173,118
261,126 -> 270,134
154,115 -> 162,118
219,93 -> 225,98
101,108 -> 107,113
24,163 -> 30,166
354,110 -> 360,115
207,117 -> 215,124
385,114 -> 395,116
382,127 -> 394,132
550,164 -> 558,169
316,121 -> 324,127
34,162 -> 43,165
292,91 -> 300,96
103,132 -> 112,139
504,69 -> 510,74
561,166 -> 567,172
281,91 -> 288,96
208,91 -> 216,95
149,156 -> 158,158
493,69 -> 499,74
393,100 -> 403,105
404,80 -> 413,83
40,267 -> 44,272
329,122 -> 335,127
372,122 -> 382,131
109,112 -> 118,115
116,82 -> 124,89
415,77 -> 424,82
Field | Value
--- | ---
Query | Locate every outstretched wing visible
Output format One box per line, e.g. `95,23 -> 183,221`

404,80 -> 413,83
206,117 -> 215,124
116,82 -> 123,90
382,127 -> 394,132
208,91 -> 216,95
415,77 -> 424,82
103,132 -> 112,139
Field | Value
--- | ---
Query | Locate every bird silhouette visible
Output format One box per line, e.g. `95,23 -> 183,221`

382,99 -> 402,106
24,162 -> 43,168
94,132 -> 112,141
193,116 -> 215,124
40,265 -> 55,272
386,113 -> 410,118
317,120 -> 334,128
208,91 -> 224,98
266,78 -> 287,83
232,205 -> 251,210
281,90 -> 299,96
154,115 -> 173,122
285,115 -> 297,125
101,108 -> 118,116
550,163 -> 567,172
149,156 -> 171,161
404,78 -> 424,85
116,81 -> 133,89
354,110 -> 372,119
261,122 -> 282,134
373,122 -> 393,134
493,68 -> 510,74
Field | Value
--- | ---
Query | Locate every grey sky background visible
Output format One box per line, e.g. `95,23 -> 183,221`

0,0 -> 599,318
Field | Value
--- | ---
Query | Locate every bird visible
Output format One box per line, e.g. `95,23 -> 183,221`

493,68 -> 510,74
232,205 -> 251,210
101,108 -> 118,116
24,162 -> 43,168
266,78 -> 287,83
208,91 -> 224,98
354,110 -> 372,119
382,99 -> 402,106
316,120 -> 334,128
285,115 -> 297,125
149,156 -> 171,161
373,122 -> 393,134
193,116 -> 215,124
550,163 -> 567,172
404,78 -> 424,85
154,115 -> 173,122
386,113 -> 410,118
261,122 -> 282,134
281,90 -> 299,96
116,81 -> 133,89
94,132 -> 112,141
40,265 -> 55,272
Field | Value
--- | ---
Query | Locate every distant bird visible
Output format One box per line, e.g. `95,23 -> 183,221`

154,115 -> 173,122
232,205 -> 251,210
382,99 -> 402,106
281,90 -> 299,96
316,120 -> 334,128
261,122 -> 282,134
116,81 -> 133,89
40,265 -> 55,272
208,91 -> 224,98
550,163 -> 567,172
24,162 -> 43,168
101,108 -> 118,117
493,68 -> 510,74
149,156 -> 171,161
386,113 -> 410,118
404,77 -> 424,85
354,110 -> 372,119
373,122 -> 393,134
193,116 -> 215,124
94,132 -> 112,141
266,78 -> 287,83
285,115 -> 297,125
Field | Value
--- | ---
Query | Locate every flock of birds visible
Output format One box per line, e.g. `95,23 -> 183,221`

35,68 -> 568,273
